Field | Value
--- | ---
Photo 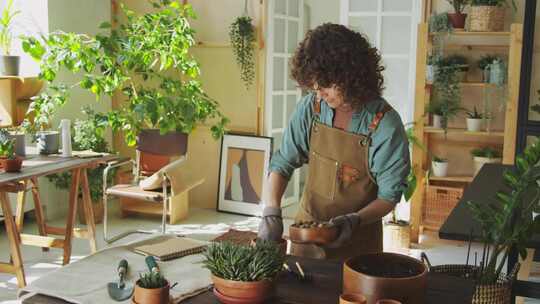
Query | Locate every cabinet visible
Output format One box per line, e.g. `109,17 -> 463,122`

410,23 -> 523,243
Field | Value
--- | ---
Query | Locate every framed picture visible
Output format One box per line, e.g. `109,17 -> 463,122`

217,133 -> 273,216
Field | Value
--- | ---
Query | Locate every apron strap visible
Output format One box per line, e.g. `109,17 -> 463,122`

366,103 -> 393,139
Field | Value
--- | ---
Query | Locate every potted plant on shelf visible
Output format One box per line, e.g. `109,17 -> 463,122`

202,241 -> 284,304
22,2 -> 229,158
46,107 -> 114,224
446,0 -> 470,30
465,106 -> 486,132
431,55 -> 464,133
442,55 -> 469,82
0,128 -> 22,172
426,54 -> 441,84
532,104 -> 540,115
431,155 -> 449,177
428,12 -> 453,52
230,2 -> 256,90
0,0 -> 20,76
426,100 -> 444,129
477,54 -> 502,83
133,269 -> 170,304
470,146 -> 502,176
469,0 -> 517,32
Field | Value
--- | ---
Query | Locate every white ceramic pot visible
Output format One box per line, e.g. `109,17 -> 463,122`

432,115 -> 443,129
473,156 -> 502,176
426,65 -> 436,83
432,160 -> 449,177
466,118 -> 483,132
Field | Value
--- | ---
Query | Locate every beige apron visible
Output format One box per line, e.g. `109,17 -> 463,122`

291,98 -> 392,261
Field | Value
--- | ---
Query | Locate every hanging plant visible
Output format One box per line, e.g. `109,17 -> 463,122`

229,15 -> 256,89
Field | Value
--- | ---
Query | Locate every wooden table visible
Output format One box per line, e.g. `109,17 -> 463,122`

439,163 -> 540,303
0,149 -> 118,287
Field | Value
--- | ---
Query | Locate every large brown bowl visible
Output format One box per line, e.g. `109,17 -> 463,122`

211,275 -> 273,303
289,225 -> 338,245
343,253 -> 427,304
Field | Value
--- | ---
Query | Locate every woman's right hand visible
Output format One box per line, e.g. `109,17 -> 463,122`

257,206 -> 284,242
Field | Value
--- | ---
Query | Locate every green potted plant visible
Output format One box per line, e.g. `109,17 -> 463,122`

46,107 -> 113,224
532,104 -> 540,115
21,85 -> 66,154
442,54 -> 469,82
465,106 -> 486,132
466,138 -> 540,302
22,1 -> 228,159
470,146 -> 502,176
446,0 -> 470,30
470,0 -> 517,32
0,0 -> 20,76
0,128 -> 22,172
202,241 -> 284,303
477,54 -> 502,83
431,155 -> 449,177
132,270 -> 170,304
426,54 -> 441,84
229,3 -> 256,90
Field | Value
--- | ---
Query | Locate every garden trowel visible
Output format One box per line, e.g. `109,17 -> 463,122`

107,259 -> 134,301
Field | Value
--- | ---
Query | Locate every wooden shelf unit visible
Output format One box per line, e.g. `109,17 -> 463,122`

410,23 -> 523,243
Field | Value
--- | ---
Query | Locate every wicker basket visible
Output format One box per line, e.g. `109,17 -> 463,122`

469,6 -> 505,32
421,254 -> 519,304
422,185 -> 463,231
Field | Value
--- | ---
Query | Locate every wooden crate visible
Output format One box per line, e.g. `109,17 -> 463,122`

421,185 -> 464,231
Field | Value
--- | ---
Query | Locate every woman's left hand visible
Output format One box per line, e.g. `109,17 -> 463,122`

325,213 -> 361,248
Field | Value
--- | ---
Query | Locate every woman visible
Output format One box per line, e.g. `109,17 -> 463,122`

258,23 -> 410,261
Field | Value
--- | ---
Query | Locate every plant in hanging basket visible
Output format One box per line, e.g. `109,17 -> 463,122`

230,15 -> 256,89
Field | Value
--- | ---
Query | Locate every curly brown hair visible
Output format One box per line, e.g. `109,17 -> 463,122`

290,23 -> 384,106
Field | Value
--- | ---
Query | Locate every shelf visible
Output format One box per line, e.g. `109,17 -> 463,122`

425,82 -> 500,89
430,31 -> 511,37
424,127 -> 505,137
429,175 -> 474,182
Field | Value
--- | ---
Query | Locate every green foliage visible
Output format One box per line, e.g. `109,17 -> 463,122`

471,0 -> 517,11
440,54 -> 469,71
477,54 -> 503,70
429,13 -> 453,33
471,146 -> 501,158
0,0 -> 20,55
446,0 -> 471,13
466,106 -> 484,119
427,54 -> 442,66
532,104 -> 540,115
432,55 -> 464,132
137,271 -> 168,289
468,138 -> 540,284
202,241 -> 285,282
0,129 -> 15,159
22,85 -> 68,134
46,107 -> 114,202
432,155 -> 448,163
229,16 -> 256,89
22,1 -> 229,146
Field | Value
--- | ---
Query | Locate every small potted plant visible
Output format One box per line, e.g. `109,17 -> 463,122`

443,55 -> 469,82
429,12 -> 453,34
431,155 -> 449,177
470,0 -> 516,32
0,129 -> 22,172
477,54 -> 501,83
470,146 -> 502,176
202,241 -> 284,304
465,106 -> 485,132
426,54 -> 441,84
446,0 -> 470,30
426,100 -> 444,129
133,270 -> 170,304
0,0 -> 20,76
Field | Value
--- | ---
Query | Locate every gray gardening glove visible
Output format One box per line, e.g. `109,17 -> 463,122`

325,213 -> 361,248
257,206 -> 283,242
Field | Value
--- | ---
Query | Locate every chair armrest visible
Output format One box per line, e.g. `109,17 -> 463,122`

103,158 -> 136,195
162,156 -> 187,176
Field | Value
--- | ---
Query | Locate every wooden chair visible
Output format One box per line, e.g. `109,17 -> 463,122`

102,131 -> 200,244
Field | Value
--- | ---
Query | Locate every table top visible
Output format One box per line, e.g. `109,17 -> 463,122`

0,147 -> 119,186
439,163 -> 540,248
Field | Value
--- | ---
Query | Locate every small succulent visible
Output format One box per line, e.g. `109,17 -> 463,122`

137,271 -> 168,289
466,106 -> 484,119
433,156 -> 448,163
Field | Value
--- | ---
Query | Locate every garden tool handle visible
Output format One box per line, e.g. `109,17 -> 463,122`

118,259 -> 128,277
145,256 -> 160,273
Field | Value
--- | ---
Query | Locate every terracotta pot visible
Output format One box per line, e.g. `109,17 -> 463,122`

250,238 -> 287,256
343,253 -> 428,304
447,13 -> 467,30
289,225 -> 338,245
137,130 -> 188,175
211,275 -> 273,303
377,300 -> 402,304
132,280 -> 170,304
340,293 -> 368,304
0,157 -> 23,172
78,199 -> 104,225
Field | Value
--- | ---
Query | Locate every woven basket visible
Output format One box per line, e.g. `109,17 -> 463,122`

469,6 -> 505,32
421,256 -> 520,304
422,185 -> 463,231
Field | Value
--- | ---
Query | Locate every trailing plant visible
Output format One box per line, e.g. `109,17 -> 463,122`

202,240 -> 284,282
22,1 -> 229,146
477,54 -> 503,71
0,129 -> 15,159
429,12 -> 453,34
46,107 -> 114,202
441,54 -> 469,71
433,56 -> 464,132
468,138 -> 540,284
471,146 -> 501,158
466,106 -> 484,119
471,0 -> 517,11
427,53 -> 442,66
229,13 -> 256,89
0,0 -> 20,55
138,271 -> 168,289
446,0 -> 470,13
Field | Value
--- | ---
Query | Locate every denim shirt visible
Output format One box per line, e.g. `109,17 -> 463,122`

269,93 -> 410,204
